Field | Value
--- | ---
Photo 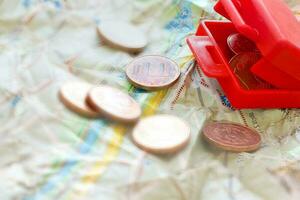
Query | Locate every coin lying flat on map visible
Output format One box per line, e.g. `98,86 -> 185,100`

132,115 -> 190,154
97,20 -> 148,53
59,81 -> 99,118
86,85 -> 141,123
202,122 -> 261,152
227,33 -> 259,54
126,55 -> 181,90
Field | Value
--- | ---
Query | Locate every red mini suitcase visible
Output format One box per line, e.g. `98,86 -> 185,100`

215,0 -> 300,90
187,0 -> 300,109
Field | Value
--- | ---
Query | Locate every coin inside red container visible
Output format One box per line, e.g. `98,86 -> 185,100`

229,52 -> 272,89
227,33 -> 259,54
126,55 -> 180,90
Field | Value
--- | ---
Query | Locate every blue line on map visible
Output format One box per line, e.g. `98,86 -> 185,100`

220,95 -> 234,110
53,0 -> 62,9
22,0 -> 62,9
25,120 -> 105,200
79,123 -> 102,154
94,18 -> 101,25
165,2 -> 194,32
134,88 -> 147,94
44,0 -> 62,9
11,95 -> 21,108
22,0 -> 32,8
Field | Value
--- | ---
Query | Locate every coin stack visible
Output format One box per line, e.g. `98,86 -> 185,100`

59,82 -> 142,123
227,33 -> 272,90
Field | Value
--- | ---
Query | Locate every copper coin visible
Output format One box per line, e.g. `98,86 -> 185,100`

227,33 -> 259,54
97,20 -> 148,53
132,115 -> 190,154
86,85 -> 141,123
229,52 -> 272,89
59,81 -> 99,118
203,122 -> 261,152
126,55 -> 180,90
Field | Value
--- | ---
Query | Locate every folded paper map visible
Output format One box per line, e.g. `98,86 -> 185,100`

0,0 -> 299,199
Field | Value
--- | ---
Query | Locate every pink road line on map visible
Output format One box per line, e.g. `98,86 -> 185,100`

126,152 -> 146,200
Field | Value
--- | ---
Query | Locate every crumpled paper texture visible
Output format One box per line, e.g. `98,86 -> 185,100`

0,0 -> 299,199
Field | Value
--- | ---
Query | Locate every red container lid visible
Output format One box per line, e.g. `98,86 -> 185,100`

214,0 -> 300,89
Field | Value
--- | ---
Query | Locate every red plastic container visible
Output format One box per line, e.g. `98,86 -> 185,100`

215,0 -> 300,90
187,0 -> 300,108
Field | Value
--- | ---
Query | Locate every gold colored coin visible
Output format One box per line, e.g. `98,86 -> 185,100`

203,122 -> 261,152
86,85 -> 141,123
132,115 -> 190,154
59,81 -> 99,118
97,20 -> 147,53
126,55 -> 180,90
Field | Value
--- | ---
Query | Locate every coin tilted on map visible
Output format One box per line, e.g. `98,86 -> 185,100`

132,115 -> 190,154
59,81 -> 99,118
126,55 -> 181,90
202,122 -> 261,152
227,33 -> 259,54
229,52 -> 271,89
86,85 -> 141,123
97,20 -> 148,53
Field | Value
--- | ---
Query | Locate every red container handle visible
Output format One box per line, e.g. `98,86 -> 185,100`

220,0 -> 258,41
187,35 -> 227,78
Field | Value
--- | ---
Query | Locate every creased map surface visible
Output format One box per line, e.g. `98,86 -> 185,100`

0,0 -> 300,199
